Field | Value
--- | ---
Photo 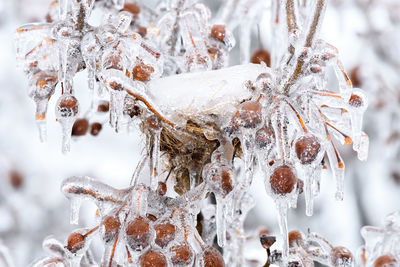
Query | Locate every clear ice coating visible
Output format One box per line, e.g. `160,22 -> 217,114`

15,0 -> 371,266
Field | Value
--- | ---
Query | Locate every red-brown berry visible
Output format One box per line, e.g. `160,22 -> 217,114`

97,101 -> 110,112
154,222 -> 176,248
256,127 -> 274,148
169,243 -> 194,266
202,247 -> 225,267
66,232 -> 85,253
374,255 -> 398,267
251,50 -> 271,67
125,217 -> 151,250
350,66 -> 361,88
270,165 -> 297,195
348,94 -> 363,108
123,3 -> 140,15
330,246 -> 353,266
211,25 -> 226,42
9,170 -> 23,189
133,64 -> 154,82
234,101 -> 263,129
90,123 -> 102,136
288,230 -> 303,248
295,135 -> 321,164
157,182 -> 167,196
102,216 -> 121,242
260,235 -> 276,250
71,118 -> 89,136
140,250 -> 167,267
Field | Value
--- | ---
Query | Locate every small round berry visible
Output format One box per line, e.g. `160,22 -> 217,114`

330,246 -> 353,266
146,213 -> 157,222
125,217 -> 151,250
256,127 -> 274,149
169,243 -> 194,266
203,163 -> 234,196
350,66 -> 361,88
157,182 -> 167,196
234,101 -> 263,129
374,255 -> 398,267
270,165 -> 297,195
103,54 -> 123,71
102,216 -> 121,242
71,118 -> 89,136
145,115 -> 161,131
251,50 -> 271,67
154,222 -> 175,248
9,170 -> 23,189
133,64 -> 154,82
124,96 -> 141,118
97,101 -> 110,113
348,94 -> 363,108
211,25 -> 226,42
138,26 -> 147,37
202,246 -> 225,267
295,135 -> 321,165
66,232 -> 85,253
56,95 -> 79,119
288,230 -> 303,248
259,234 -> 276,250
123,3 -> 140,15
140,250 -> 167,267
90,123 -> 102,136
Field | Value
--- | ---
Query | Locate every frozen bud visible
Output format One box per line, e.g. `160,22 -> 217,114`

66,232 -> 85,253
9,170 -> 23,189
125,217 -> 151,250
270,165 -> 297,195
90,123 -> 102,136
102,216 -> 121,242
374,255 -> 398,267
123,3 -> 140,15
251,50 -> 271,67
202,246 -> 225,267
260,235 -> 276,250
256,127 -> 274,149
56,95 -> 79,119
71,119 -> 89,136
211,25 -> 226,42
154,222 -> 175,248
133,64 -> 154,82
330,246 -> 353,266
157,182 -> 167,196
140,250 -> 167,267
234,101 -> 263,129
288,230 -> 303,247
203,163 -> 233,196
295,135 -> 321,165
169,243 -> 194,266
97,101 -> 110,113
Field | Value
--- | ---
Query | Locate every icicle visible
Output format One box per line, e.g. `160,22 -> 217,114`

149,130 -> 161,191
239,22 -> 252,64
277,200 -> 289,260
240,129 -> 256,190
304,166 -> 315,216
55,94 -> 79,153
70,198 -> 82,225
326,142 -> 345,201
109,90 -> 126,132
215,196 -> 228,247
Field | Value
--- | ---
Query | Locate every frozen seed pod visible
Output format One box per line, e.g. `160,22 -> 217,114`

270,165 -> 297,195
330,246 -> 353,267
169,243 -> 194,266
295,135 -> 322,165
139,249 -> 167,267
125,217 -> 151,250
66,232 -> 85,254
233,101 -> 263,129
71,118 -> 89,136
154,222 -> 175,248
374,255 -> 398,267
251,49 -> 271,67
101,216 -> 121,242
201,246 -> 225,267
210,25 -> 226,42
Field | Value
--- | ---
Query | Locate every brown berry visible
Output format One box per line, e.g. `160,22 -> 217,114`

350,66 -> 361,88
138,26 -> 147,37
157,182 -> 167,196
90,123 -> 102,136
251,50 -> 271,67
295,135 -> 321,164
97,101 -> 110,112
202,247 -> 225,267
260,235 -> 276,250
169,243 -> 194,266
102,216 -> 121,242
9,170 -> 23,189
221,170 -> 233,195
123,3 -> 140,15
125,217 -> 151,250
66,232 -> 85,253
133,64 -> 154,82
348,94 -> 363,107
103,55 -> 123,71
256,127 -> 274,148
154,222 -> 175,248
374,255 -> 398,267
330,246 -> 353,266
288,231 -> 303,247
146,116 -> 161,130
234,101 -> 263,129
270,165 -> 297,195
211,25 -> 226,42
140,250 -> 167,267
72,119 -> 89,136
146,213 -> 157,221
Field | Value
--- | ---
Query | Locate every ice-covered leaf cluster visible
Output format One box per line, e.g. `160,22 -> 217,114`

357,211 -> 400,267
14,0 -> 371,266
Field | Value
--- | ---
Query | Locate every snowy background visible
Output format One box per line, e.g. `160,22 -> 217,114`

1,0 -> 399,266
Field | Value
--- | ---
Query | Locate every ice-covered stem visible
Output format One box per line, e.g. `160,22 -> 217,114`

283,0 -> 327,94
285,0 -> 298,34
